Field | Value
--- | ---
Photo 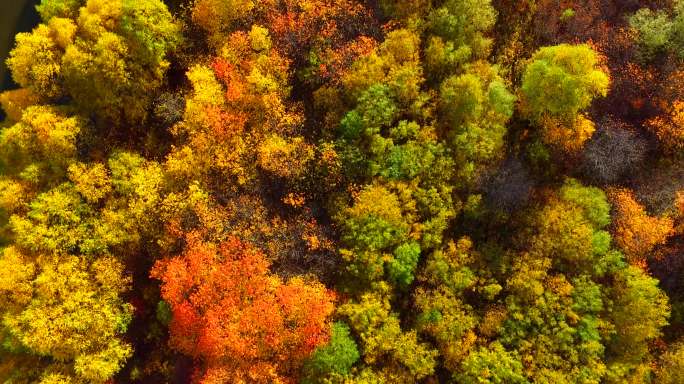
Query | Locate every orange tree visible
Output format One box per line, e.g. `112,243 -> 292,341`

151,234 -> 335,383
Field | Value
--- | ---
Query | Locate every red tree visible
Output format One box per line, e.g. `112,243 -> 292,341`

151,234 -> 335,383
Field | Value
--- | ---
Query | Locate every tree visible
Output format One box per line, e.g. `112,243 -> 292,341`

265,0 -> 377,85
0,88 -> 41,123
333,28 -> 459,258
0,59 -> 168,380
0,105 -> 85,192
8,152 -> 165,259
164,64 -> 249,185
629,1 -> 684,61
337,286 -> 438,382
522,44 -> 609,120
301,321 -> 360,383
379,0 -> 431,20
632,158 -> 684,215
36,0 -> 84,21
608,188 -> 673,264
439,62 -> 515,182
191,0 -> 258,47
482,158 -> 534,212
529,0 -> 604,46
191,0 -> 377,86
0,247 -> 133,383
6,19 -> 72,100
257,135 -> 315,180
606,265 -> 670,366
655,342 -> 684,384
521,44 -> 609,151
529,179 -> 611,268
414,238 -> 480,372
7,0 -> 182,125
454,343 -> 528,384
67,162 -> 111,203
153,92 -> 185,126
425,0 -> 497,78
151,235 -> 335,383
4,0 -> 684,382
337,184 -> 414,287
629,6 -> 675,61
559,178 -> 611,229
580,118 -> 647,184
646,100 -> 684,154
496,179 -> 669,383
340,28 -> 423,103
166,25 -> 302,189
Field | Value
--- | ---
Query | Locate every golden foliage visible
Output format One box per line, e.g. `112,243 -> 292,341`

540,114 -> 596,152
257,135 -> 314,179
609,188 -> 674,263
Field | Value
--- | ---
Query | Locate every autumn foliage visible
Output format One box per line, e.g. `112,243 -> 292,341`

609,188 -> 674,264
151,235 -> 335,383
4,0 -> 684,382
646,100 -> 684,153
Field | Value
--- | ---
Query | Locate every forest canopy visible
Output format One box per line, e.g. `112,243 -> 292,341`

2,0 -> 684,383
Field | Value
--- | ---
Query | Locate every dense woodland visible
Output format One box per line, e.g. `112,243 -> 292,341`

3,0 -> 684,383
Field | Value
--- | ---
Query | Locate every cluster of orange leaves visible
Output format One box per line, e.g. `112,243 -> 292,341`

212,30 -> 294,126
265,0 -> 377,83
267,0 -> 371,52
609,188 -> 674,265
541,114 -> 596,152
314,37 -> 377,84
151,234 -> 335,383
647,100 -> 684,153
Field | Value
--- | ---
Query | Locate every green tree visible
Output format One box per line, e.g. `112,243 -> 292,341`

629,0 -> 684,61
425,0 -> 497,77
520,44 -> 608,151
302,322 -> 361,383
439,62 -> 515,182
629,7 -> 676,61
521,44 -> 609,121
498,180 -> 669,383
337,184 -> 413,287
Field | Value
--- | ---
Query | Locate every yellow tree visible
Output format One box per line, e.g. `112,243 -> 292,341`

0,247 -> 133,383
7,0 -> 181,125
